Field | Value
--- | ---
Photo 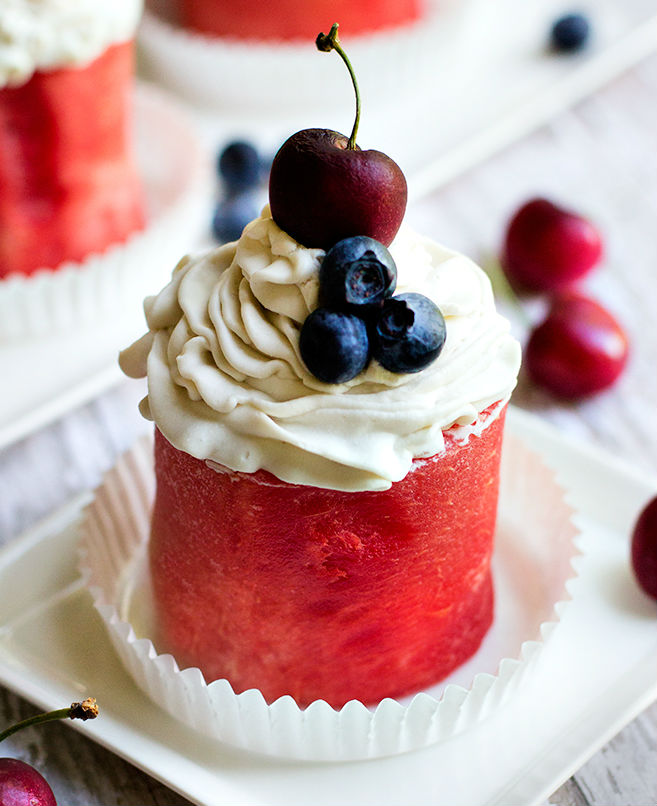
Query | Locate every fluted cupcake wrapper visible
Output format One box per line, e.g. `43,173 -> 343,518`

0,83 -> 212,343
137,1 -> 492,117
78,430 -> 579,761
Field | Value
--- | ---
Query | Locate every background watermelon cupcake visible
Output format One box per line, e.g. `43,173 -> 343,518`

0,0 -> 145,278
173,0 -> 422,40
138,0 -> 489,120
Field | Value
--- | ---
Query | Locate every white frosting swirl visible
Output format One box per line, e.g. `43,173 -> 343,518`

0,0 -> 143,87
120,208 -> 521,491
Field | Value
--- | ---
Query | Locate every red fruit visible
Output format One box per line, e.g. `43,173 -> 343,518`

269,128 -> 407,250
525,292 -> 628,398
0,758 -> 56,806
631,496 -> 657,601
180,0 -> 421,41
0,699 -> 97,806
268,25 -> 407,250
502,198 -> 602,293
0,42 -> 144,278
150,406 -> 506,708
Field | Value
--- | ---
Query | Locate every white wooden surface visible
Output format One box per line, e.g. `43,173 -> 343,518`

0,56 -> 655,806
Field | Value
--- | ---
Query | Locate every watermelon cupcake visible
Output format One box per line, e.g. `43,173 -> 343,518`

119,212 -> 520,708
119,30 -> 520,708
0,0 -> 145,278
148,403 -> 506,707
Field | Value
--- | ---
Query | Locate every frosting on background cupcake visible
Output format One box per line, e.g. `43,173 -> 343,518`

120,207 -> 521,491
0,0 -> 143,87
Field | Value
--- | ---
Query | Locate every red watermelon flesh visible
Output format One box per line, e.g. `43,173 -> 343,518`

0,42 -> 145,278
149,405 -> 506,708
180,0 -> 421,41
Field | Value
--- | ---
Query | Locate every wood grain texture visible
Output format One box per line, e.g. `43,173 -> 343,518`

550,701 -> 657,806
0,53 -> 655,806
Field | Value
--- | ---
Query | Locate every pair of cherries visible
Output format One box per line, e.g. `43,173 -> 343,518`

501,199 -> 629,399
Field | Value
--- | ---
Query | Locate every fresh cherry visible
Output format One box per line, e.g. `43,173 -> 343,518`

268,24 -> 407,250
371,293 -> 446,374
299,308 -> 370,383
525,292 -> 628,398
319,236 -> 397,315
0,698 -> 99,806
0,758 -> 56,806
631,495 -> 657,601
501,198 -> 602,293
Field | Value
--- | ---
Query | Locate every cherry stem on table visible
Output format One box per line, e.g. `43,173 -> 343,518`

0,699 -> 99,744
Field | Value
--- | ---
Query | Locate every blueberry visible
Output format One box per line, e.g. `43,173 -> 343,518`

550,13 -> 590,52
371,293 -> 446,374
212,193 -> 259,243
217,140 -> 261,191
319,236 -> 397,315
300,308 -> 370,383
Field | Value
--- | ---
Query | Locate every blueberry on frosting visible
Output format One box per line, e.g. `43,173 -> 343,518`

300,235 -> 446,383
371,293 -> 446,374
318,236 -> 397,315
299,308 -> 370,384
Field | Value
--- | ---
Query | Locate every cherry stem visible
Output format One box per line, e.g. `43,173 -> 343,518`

482,255 -> 532,329
316,23 -> 361,149
0,699 -> 99,744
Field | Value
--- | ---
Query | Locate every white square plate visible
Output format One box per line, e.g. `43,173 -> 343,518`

0,407 -> 656,806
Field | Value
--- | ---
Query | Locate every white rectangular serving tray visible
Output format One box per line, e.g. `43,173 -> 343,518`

0,407 -> 655,806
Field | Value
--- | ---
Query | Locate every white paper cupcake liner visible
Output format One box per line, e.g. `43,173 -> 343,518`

137,0 -> 492,117
0,82 -> 212,343
78,427 -> 579,761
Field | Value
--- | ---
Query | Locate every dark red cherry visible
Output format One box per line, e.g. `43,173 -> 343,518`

0,758 -> 57,806
268,25 -> 407,250
269,129 -> 406,250
502,198 -> 602,293
0,698 -> 99,806
525,292 -> 628,398
631,495 -> 657,601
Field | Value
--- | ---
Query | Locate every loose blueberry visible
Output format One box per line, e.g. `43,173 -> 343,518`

319,236 -> 397,315
371,293 -> 446,374
217,140 -> 262,192
550,13 -> 591,52
300,308 -> 370,383
212,194 -> 259,243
